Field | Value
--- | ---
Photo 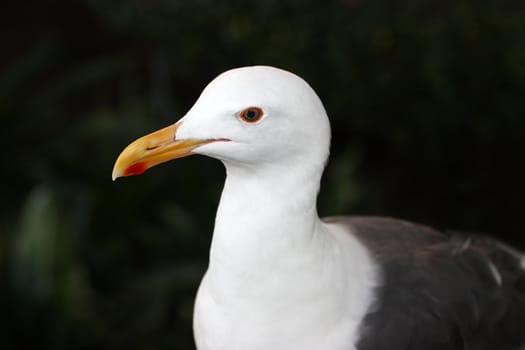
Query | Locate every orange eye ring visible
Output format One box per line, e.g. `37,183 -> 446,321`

240,106 -> 264,123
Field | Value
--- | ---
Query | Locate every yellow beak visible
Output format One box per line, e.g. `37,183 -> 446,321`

112,121 -> 224,180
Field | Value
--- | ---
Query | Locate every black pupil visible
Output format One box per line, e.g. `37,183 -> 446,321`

245,109 -> 259,120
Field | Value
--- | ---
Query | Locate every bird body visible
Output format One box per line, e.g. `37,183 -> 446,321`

333,216 -> 525,349
113,66 -> 525,349
193,177 -> 377,349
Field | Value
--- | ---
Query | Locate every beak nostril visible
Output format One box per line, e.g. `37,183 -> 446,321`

146,145 -> 160,151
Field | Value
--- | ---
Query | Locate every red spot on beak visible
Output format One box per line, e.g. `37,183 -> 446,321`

124,162 -> 147,176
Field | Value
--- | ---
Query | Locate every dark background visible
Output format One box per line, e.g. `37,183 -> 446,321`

1,0 -> 524,349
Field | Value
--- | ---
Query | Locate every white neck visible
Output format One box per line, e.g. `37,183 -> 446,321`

193,162 -> 378,350
209,163 -> 321,277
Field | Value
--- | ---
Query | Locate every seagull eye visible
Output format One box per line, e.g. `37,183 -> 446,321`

240,107 -> 264,123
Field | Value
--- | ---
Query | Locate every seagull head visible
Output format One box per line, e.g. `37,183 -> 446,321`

112,66 -> 331,180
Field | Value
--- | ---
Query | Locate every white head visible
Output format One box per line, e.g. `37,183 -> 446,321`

112,66 -> 331,181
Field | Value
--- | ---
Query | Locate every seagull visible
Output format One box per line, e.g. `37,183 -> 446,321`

112,66 -> 525,350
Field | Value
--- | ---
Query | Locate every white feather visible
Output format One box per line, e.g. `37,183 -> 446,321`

174,67 -> 379,349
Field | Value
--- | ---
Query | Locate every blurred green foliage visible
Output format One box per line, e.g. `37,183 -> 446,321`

1,0 -> 524,348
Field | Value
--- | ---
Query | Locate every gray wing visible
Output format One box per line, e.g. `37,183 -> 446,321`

323,216 -> 525,350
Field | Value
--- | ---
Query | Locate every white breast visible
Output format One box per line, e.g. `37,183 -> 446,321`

193,221 -> 379,350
